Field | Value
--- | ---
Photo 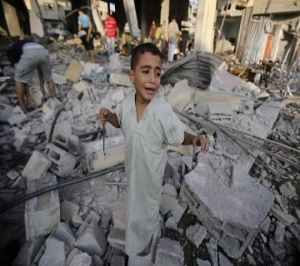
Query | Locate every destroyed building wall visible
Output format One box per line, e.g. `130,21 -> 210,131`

253,0 -> 300,14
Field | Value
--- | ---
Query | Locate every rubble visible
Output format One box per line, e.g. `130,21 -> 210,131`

0,31 -> 299,266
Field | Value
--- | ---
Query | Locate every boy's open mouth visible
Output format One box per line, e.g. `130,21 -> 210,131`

145,88 -> 155,95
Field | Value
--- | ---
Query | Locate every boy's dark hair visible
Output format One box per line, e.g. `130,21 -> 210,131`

131,43 -> 163,70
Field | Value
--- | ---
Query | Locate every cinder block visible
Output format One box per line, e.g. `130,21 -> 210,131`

0,102 -> 14,122
38,237 -> 66,266
86,145 -> 124,173
53,133 -> 82,156
45,143 -> 77,178
75,219 -> 107,257
70,253 -> 92,266
208,103 -> 233,124
155,238 -> 184,266
25,173 -> 60,240
52,222 -> 75,248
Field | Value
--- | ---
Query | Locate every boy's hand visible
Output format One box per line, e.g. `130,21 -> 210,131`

192,135 -> 209,153
99,108 -> 111,124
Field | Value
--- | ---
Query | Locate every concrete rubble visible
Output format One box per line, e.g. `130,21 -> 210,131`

0,35 -> 299,266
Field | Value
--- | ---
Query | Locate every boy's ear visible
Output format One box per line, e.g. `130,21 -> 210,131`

129,70 -> 135,84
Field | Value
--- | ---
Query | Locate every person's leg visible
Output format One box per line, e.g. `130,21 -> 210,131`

90,50 -> 95,63
37,66 -> 45,95
168,43 -> 172,61
111,37 -> 116,56
170,43 -> 175,62
47,79 -> 56,98
15,81 -> 27,112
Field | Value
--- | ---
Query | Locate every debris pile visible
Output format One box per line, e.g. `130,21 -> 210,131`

0,39 -> 300,266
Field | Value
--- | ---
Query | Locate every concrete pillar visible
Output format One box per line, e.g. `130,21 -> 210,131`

160,0 -> 170,25
123,0 -> 139,39
194,0 -> 217,52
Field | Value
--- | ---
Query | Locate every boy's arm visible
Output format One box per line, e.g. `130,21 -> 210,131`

99,108 -> 120,128
182,131 -> 209,153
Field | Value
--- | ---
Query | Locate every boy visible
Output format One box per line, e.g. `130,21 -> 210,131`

99,43 -> 209,259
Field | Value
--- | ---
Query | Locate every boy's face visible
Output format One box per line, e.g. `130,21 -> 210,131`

129,52 -> 162,104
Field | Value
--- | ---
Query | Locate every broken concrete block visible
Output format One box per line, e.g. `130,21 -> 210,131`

260,216 -> 271,235
268,239 -> 285,257
13,236 -> 46,266
8,106 -> 27,125
240,99 -> 254,115
219,252 -> 233,266
181,156 -> 193,171
60,200 -> 79,222
65,59 -> 83,82
38,237 -> 66,266
108,227 -> 125,252
182,163 -> 274,258
13,127 -> 27,151
109,73 -> 132,87
65,248 -> 81,266
279,182 -> 297,199
53,133 -> 82,156
100,207 -> 112,229
52,222 -> 75,248
45,120 -> 72,141
155,238 -> 184,266
186,223 -> 207,248
72,214 -> 83,228
111,89 -> 125,103
271,207 -> 297,226
73,81 -> 89,93
70,253 -> 92,266
165,216 -> 179,232
206,237 -> 218,266
274,222 -> 285,243
197,259 -> 211,266
111,255 -> 126,266
75,219 -> 107,257
0,102 -> 14,122
30,86 -> 43,106
112,201 -> 126,230
86,145 -> 124,173
162,183 -> 178,198
22,151 -> 51,181
52,72 -> 67,85
42,98 -> 63,114
208,103 -> 233,124
6,169 -> 20,181
25,173 -> 60,240
76,211 -> 100,237
45,143 -> 77,178
162,194 -> 185,223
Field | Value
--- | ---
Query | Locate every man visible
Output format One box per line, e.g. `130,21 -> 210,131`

78,9 -> 94,62
7,39 -> 56,113
168,17 -> 180,63
104,13 -> 117,59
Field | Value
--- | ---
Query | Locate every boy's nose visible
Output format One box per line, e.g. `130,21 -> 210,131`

149,72 -> 156,83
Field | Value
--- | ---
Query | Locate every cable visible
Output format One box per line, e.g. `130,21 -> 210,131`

0,163 -> 124,213
48,108 -> 63,143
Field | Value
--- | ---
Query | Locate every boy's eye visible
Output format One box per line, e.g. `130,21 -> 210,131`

155,72 -> 161,78
142,70 -> 149,74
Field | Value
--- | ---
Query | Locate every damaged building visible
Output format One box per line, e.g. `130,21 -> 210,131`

0,0 -> 300,266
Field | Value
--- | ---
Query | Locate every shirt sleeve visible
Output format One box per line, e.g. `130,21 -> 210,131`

161,106 -> 185,146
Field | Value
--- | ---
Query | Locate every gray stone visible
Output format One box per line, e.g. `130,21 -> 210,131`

181,156 -> 193,171
0,102 -> 14,122
13,236 -> 46,266
162,183 -> 178,198
109,73 -> 132,87
206,237 -> 218,266
70,253 -> 92,266
186,223 -> 207,248
219,252 -> 233,266
155,238 -> 184,266
72,214 -> 83,228
111,255 -> 126,266
279,182 -> 297,199
65,248 -> 81,266
61,200 -> 79,222
196,259 -> 211,266
287,225 -> 300,242
246,254 -> 257,265
75,219 -> 107,257
52,222 -> 75,247
25,173 -> 60,240
268,239 -> 285,257
161,194 -> 185,223
274,222 -> 285,243
165,216 -> 179,232
38,238 -> 66,266
112,202 -> 126,230
260,233 -> 267,243
295,208 -> 300,221
76,211 -> 100,237
271,207 -> 297,226
100,207 -> 112,229
108,227 -> 125,252
93,255 -> 104,266
129,255 -> 153,266
261,216 -> 271,235
22,151 -> 51,181
6,169 -> 20,181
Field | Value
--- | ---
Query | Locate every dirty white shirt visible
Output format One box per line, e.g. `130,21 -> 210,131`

116,91 -> 185,255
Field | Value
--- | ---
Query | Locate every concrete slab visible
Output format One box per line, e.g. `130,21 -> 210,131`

155,238 -> 184,266
22,151 -> 51,181
86,145 -> 125,173
38,238 -> 66,266
25,173 -> 60,240
52,222 -> 75,248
